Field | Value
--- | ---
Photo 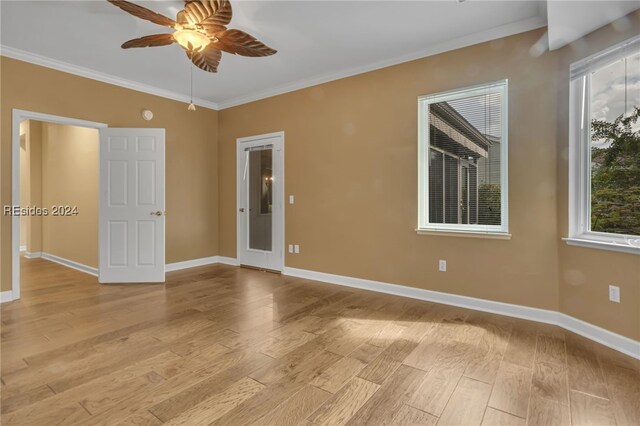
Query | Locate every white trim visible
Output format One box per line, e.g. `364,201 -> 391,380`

24,251 -> 42,259
1,15 -> 545,112
165,256 -> 219,272
217,256 -> 240,266
1,291 -> 14,303
567,40 -> 640,253
164,256 -> 240,271
563,238 -> 640,255
416,229 -> 512,240
217,15 -> 546,109
418,79 -> 509,234
19,245 -> 27,252
24,253 -> 235,275
557,313 -> 640,360
570,35 -> 640,80
40,253 -> 98,277
281,266 -> 640,360
0,46 -> 219,111
282,267 -> 558,324
12,109 -> 108,300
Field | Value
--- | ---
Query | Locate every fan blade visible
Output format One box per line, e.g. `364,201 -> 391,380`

121,33 -> 175,49
187,45 -> 222,73
182,0 -> 232,30
213,29 -> 276,57
107,0 -> 177,28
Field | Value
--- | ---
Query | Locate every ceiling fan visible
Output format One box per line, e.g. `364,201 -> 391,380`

107,0 -> 276,73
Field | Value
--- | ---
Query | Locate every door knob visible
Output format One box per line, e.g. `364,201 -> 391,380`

150,211 -> 163,216
239,208 -> 245,212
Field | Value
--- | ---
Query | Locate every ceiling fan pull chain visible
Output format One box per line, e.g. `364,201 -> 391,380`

188,64 -> 196,111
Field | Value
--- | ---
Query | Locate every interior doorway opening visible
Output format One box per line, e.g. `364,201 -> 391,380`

18,119 -> 100,290
11,110 -> 107,300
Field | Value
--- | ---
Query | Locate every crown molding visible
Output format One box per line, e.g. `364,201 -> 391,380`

216,14 -> 547,109
0,13 -> 546,112
0,45 -> 220,111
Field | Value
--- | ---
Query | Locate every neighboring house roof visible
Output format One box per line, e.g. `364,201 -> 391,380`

429,102 -> 492,158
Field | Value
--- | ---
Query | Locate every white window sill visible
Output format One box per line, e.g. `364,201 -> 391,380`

416,229 -> 512,240
563,237 -> 640,255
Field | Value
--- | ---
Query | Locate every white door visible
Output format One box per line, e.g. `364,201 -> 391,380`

99,128 -> 165,283
237,132 -> 284,271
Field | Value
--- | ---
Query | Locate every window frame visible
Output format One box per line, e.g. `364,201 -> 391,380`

566,36 -> 640,255
417,80 -> 509,236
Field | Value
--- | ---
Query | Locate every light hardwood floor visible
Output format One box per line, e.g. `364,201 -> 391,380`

1,257 -> 638,425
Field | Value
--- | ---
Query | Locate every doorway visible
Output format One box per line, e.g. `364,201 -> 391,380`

10,110 -> 166,300
236,132 -> 284,271
11,111 -> 106,299
19,119 -> 100,272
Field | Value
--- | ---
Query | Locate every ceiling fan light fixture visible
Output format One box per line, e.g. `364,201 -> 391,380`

173,29 -> 210,52
108,0 -> 277,73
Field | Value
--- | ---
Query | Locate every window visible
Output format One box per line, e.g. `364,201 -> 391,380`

567,36 -> 640,254
418,80 -> 508,236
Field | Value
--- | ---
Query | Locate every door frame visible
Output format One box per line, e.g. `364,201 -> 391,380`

236,131 -> 285,271
10,109 -> 107,300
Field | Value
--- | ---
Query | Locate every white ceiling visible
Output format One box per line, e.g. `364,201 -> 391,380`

547,1 -> 639,50
0,1 -> 599,110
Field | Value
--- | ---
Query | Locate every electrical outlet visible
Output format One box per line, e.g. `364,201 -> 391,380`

288,244 -> 294,253
438,260 -> 447,272
294,245 -> 300,254
609,285 -> 620,303
289,195 -> 295,204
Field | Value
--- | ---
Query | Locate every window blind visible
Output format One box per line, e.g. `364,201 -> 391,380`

423,82 -> 506,228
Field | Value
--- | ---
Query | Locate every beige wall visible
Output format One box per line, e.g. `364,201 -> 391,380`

220,28 -> 562,313
39,123 -> 99,268
2,14 -> 638,342
1,57 -> 219,290
219,15 -> 640,341
555,14 -> 640,341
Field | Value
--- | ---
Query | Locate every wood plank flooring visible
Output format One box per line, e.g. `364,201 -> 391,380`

1,257 -> 639,425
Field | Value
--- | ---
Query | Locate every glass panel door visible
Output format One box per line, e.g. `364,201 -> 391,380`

247,147 -> 273,251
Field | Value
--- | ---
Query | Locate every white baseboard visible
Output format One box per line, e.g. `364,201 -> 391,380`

282,266 -> 640,360
217,256 -> 240,266
165,255 -> 240,272
40,252 -> 98,277
165,256 -> 220,272
1,291 -> 14,303
29,253 -> 232,276
557,313 -> 639,361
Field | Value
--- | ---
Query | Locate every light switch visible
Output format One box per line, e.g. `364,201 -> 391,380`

609,285 -> 620,303
289,195 -> 295,204
294,245 -> 300,254
288,244 -> 294,253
